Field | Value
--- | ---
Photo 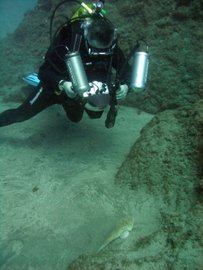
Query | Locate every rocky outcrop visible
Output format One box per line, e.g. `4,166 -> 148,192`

67,103 -> 202,269
115,0 -> 202,113
0,5 -> 49,88
116,107 -> 200,190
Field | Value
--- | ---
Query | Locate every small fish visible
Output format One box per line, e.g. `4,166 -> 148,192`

98,216 -> 134,252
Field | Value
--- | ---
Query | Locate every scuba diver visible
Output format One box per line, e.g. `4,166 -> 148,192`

0,0 -> 149,129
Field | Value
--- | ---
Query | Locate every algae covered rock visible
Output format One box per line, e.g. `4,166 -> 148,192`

116,106 -> 199,193
67,105 -> 202,269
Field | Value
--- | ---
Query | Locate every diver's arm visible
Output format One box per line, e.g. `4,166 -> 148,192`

38,63 -> 64,92
38,24 -> 72,93
58,80 -> 77,98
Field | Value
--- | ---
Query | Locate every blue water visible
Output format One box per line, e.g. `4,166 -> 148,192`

0,0 -> 37,39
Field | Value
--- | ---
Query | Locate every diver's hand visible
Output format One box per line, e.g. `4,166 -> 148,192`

116,84 -> 128,100
58,80 -> 77,99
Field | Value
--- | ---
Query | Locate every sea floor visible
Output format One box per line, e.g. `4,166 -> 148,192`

0,96 -> 153,269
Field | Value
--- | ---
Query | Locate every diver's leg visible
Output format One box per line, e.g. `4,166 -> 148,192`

0,87 -> 55,127
85,109 -> 103,119
60,92 -> 84,123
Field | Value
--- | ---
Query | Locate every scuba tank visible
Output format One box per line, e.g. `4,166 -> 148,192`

65,2 -> 95,96
65,51 -> 90,95
130,42 -> 149,91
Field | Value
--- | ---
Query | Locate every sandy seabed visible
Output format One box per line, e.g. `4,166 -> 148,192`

0,94 -> 153,269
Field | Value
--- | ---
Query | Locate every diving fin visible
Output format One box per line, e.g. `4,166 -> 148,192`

23,73 -> 40,87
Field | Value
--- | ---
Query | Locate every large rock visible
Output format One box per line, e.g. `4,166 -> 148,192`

67,104 -> 202,269
116,106 -> 200,191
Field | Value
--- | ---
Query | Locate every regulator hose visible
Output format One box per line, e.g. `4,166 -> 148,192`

49,0 -> 81,44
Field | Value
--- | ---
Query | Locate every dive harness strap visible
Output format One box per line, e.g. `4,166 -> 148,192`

105,80 -> 119,128
105,41 -> 141,128
105,53 -> 118,129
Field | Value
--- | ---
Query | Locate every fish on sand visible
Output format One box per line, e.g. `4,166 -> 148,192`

98,216 -> 134,252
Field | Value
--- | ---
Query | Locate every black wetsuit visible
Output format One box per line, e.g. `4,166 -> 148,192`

0,21 -> 129,127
